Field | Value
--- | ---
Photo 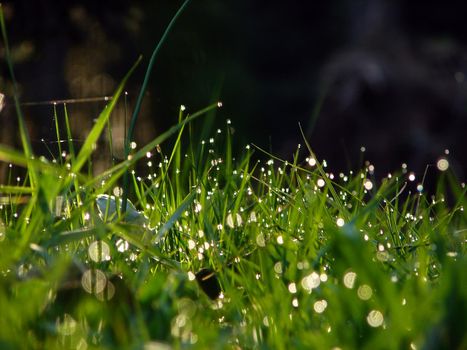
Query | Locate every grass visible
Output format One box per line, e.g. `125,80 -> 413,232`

0,4 -> 466,350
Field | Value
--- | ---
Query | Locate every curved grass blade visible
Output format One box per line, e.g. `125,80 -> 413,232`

122,0 -> 192,212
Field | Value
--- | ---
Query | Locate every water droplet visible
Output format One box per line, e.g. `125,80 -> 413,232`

188,271 -> 196,281
343,271 -> 357,289
301,271 -> 320,291
81,269 -> 107,294
305,157 -> 316,166
188,240 -> 196,250
288,282 -> 297,294
313,299 -> 328,313
113,186 -> 123,197
130,141 -> 137,150
336,218 -> 345,227
364,179 -> 373,190
88,241 -> 111,262
436,158 -> 449,171
256,233 -> 266,247
274,262 -> 283,274
226,213 -> 235,228
357,284 -> 373,300
276,235 -> 284,245
194,202 -> 202,213
292,298 -> 299,307
367,310 -> 384,327
116,239 -> 129,252
317,179 -> 325,188
408,173 -> 416,182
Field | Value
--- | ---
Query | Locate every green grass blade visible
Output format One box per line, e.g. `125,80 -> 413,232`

0,4 -> 36,186
122,0 -> 192,212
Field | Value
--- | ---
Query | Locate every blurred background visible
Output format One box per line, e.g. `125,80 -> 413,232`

0,0 -> 466,181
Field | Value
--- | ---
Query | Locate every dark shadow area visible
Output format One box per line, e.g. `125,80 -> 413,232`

1,0 -> 466,181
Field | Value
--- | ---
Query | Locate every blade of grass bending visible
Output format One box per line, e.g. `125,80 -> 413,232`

0,4 -> 36,186
122,0 -> 192,212
72,56 -> 142,174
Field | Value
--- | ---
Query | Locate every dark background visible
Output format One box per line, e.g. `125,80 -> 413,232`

1,0 -> 466,180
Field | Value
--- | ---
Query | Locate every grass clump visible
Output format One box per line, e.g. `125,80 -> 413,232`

0,101 -> 465,348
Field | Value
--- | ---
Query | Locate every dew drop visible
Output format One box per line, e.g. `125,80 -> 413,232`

343,271 -> 357,289
88,241 -> 111,262
288,282 -> 297,294
313,299 -> 328,313
274,262 -> 283,274
256,233 -> 266,247
81,269 -> 107,294
364,179 -> 373,190
357,284 -> 373,300
367,310 -> 384,327
436,158 -> 449,171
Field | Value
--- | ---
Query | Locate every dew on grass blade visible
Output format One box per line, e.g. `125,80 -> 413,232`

288,282 -> 297,294
81,269 -> 107,294
313,300 -> 328,313
364,179 -> 373,190
357,284 -> 373,300
88,241 -> 111,262
276,235 -> 284,245
367,310 -> 384,327
188,239 -> 196,250
256,233 -> 266,247
336,218 -> 345,227
274,262 -> 283,274
116,239 -> 129,252
301,271 -> 320,292
193,202 -> 202,214
187,271 -> 196,281
437,158 -> 449,171
343,271 -> 357,289
307,157 -> 316,166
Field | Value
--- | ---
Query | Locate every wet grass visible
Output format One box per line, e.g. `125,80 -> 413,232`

0,3 -> 466,349
0,96 -> 465,348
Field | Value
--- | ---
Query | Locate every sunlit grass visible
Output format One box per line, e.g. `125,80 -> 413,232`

0,96 -> 465,348
0,2 -> 465,349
